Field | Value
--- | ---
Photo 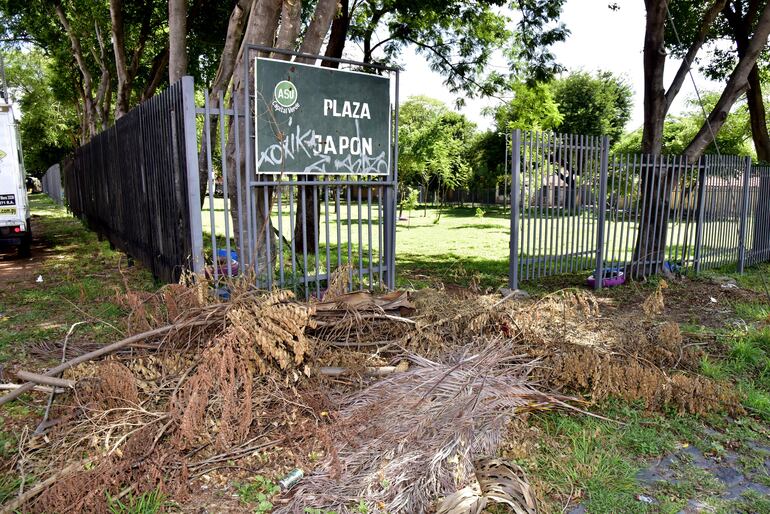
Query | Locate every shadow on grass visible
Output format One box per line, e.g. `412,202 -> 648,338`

448,223 -> 508,231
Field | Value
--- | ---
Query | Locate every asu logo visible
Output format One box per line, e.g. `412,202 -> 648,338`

272,80 -> 300,114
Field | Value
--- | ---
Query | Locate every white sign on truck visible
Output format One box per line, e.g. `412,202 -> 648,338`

0,89 -> 31,256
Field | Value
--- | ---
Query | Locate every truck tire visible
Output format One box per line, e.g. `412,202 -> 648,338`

19,222 -> 31,257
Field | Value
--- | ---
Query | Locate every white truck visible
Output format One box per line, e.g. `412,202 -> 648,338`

0,67 -> 30,257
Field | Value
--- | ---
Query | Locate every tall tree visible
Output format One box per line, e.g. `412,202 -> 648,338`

168,0 -> 188,83
552,71 -> 632,143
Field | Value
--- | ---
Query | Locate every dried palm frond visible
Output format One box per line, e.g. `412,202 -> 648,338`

278,342 -> 570,514
436,458 -> 537,514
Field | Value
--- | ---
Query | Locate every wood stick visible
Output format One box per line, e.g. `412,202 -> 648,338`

0,384 -> 64,394
15,371 -> 75,389
318,365 -> 402,377
0,322 -> 207,407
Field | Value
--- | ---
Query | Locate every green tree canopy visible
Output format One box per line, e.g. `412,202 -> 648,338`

3,47 -> 77,176
552,70 -> 632,142
398,96 -> 475,192
614,91 -> 753,157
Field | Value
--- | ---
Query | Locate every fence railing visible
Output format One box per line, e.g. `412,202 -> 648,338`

509,129 -> 770,289
41,163 -> 63,206
62,77 -> 199,283
193,45 -> 398,299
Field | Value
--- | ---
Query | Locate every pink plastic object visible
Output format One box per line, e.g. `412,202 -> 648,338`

586,268 -> 626,288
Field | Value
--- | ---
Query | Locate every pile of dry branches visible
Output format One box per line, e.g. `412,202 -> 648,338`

0,276 -> 739,513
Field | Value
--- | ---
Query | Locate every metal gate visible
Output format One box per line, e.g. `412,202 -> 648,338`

188,47 -> 399,298
509,129 -> 770,289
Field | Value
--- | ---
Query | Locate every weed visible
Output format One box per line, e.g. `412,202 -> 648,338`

733,301 -> 770,322
105,489 -> 168,514
0,473 -> 22,504
235,475 -> 280,513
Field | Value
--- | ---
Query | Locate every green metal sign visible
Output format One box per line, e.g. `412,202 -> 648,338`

254,57 -> 391,176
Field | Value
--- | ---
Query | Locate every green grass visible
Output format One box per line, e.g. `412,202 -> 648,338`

0,195 -> 155,363
106,488 -> 169,514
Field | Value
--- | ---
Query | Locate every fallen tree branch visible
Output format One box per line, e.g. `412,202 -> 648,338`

0,384 -> 64,394
318,365 -> 404,377
0,322 -> 209,407
15,371 -> 75,389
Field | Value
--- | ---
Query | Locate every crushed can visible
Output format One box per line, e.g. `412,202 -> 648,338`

278,468 -> 304,492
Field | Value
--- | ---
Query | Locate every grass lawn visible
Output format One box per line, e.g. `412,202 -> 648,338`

0,195 -> 155,365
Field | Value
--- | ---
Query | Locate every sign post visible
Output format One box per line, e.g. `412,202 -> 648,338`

254,57 -> 391,176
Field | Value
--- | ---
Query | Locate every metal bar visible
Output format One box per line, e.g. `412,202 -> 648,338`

736,157 -> 749,270
233,94 -> 245,272
203,94 -> 218,282
357,186 -> 363,290
245,44 -> 399,71
390,69 -> 400,289
244,52 -> 255,275
263,184 -> 273,289
525,131 -> 533,280
324,182 -> 331,290
347,186 -> 353,287
289,183 -> 297,291
377,186 -> 383,289
277,182 -> 285,286
301,186 -> 309,297
218,91 -> 233,277
181,77 -> 204,275
367,187 -> 374,288
693,157 -> 708,273
510,129 -> 521,290
336,186 -> 343,287
313,185 -> 320,297
594,136 -> 609,290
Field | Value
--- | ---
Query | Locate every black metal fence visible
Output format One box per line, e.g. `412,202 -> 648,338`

508,129 -> 770,289
62,77 -> 199,283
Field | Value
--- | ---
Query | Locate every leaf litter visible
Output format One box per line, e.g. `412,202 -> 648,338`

0,273 -> 740,513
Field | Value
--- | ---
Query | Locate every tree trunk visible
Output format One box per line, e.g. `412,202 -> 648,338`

746,64 -> 770,161
683,1 -> 770,160
723,0 -> 770,163
198,0 -> 253,206
292,0 -> 345,254
641,0 -> 667,155
54,1 -> 97,138
109,0 -> 130,118
274,0 -> 302,54
664,0 -> 727,113
169,0 -> 188,84
225,0 -> 282,277
630,0 -> 669,278
323,0 -> 350,67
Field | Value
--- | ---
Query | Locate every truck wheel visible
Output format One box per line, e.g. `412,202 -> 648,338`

19,229 -> 31,258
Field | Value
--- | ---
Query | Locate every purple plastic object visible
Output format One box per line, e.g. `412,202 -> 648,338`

586,268 -> 626,288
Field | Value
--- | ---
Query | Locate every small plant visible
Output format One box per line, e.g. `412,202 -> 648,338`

399,188 -> 419,227
304,508 -> 338,514
106,489 -> 167,514
236,475 -> 280,513
475,207 -> 486,218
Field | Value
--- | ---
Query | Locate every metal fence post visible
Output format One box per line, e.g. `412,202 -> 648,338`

509,129 -> 521,290
693,158 -> 708,273
593,136 -> 610,290
181,76 -> 204,275
737,157 -> 752,273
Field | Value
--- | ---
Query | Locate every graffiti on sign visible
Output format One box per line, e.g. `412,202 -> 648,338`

254,58 -> 391,176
